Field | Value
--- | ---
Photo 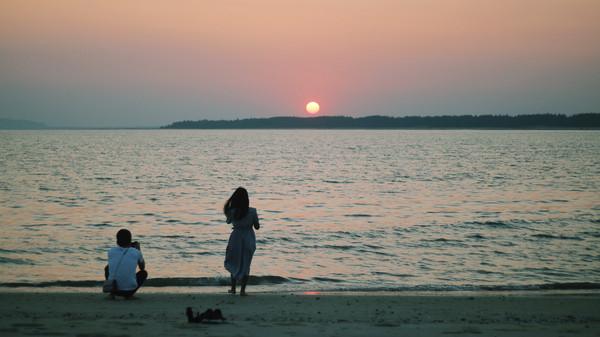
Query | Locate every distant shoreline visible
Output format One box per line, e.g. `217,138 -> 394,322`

3,113 -> 600,130
3,127 -> 600,131
162,113 -> 600,129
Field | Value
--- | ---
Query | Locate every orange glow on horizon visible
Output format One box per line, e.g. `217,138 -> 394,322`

302,291 -> 322,295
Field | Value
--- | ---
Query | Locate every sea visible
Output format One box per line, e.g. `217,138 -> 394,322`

0,130 -> 599,292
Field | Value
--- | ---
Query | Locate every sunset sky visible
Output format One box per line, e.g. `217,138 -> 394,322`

1,0 -> 599,127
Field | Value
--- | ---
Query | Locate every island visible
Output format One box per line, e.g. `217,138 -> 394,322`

162,113 -> 600,129
0,118 -> 47,130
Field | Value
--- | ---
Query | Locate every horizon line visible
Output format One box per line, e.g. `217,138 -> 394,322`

2,112 -> 599,130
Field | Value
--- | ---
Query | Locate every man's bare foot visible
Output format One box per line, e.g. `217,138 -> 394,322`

240,291 -> 247,296
228,289 -> 236,294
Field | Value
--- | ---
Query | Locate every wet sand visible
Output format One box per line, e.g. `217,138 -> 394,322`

0,291 -> 599,337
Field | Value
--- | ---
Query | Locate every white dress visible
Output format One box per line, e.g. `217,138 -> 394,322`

224,207 -> 260,280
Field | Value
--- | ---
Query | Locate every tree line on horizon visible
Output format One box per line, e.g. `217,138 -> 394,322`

162,113 -> 600,129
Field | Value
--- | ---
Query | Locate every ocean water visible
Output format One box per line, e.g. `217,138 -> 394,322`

0,130 -> 599,292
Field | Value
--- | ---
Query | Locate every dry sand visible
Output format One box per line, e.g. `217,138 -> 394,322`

0,291 -> 599,337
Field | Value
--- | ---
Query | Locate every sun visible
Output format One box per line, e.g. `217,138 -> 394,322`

306,101 -> 320,114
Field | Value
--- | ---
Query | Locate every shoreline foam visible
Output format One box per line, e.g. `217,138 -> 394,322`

2,278 -> 599,292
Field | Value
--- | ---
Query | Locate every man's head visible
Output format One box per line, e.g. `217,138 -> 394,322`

116,229 -> 132,247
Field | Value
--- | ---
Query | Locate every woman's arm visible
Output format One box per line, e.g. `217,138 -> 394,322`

253,210 -> 260,230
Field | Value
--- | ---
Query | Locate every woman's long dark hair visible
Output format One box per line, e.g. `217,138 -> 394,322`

224,187 -> 249,220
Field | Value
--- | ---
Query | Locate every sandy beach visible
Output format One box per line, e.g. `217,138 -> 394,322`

0,291 -> 598,337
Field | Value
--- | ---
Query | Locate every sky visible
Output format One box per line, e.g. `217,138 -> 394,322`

1,0 -> 599,127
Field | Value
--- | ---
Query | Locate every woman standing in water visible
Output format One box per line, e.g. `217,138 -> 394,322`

224,187 -> 260,296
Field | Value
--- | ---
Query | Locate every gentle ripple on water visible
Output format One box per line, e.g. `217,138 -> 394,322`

0,130 -> 599,291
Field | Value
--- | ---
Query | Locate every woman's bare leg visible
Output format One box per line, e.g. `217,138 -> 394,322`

228,275 -> 236,294
240,275 -> 249,296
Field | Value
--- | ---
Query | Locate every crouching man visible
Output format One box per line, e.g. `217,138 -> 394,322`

104,229 -> 148,299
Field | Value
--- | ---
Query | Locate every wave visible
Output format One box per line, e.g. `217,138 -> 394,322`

530,233 -> 584,241
422,238 -> 462,242
0,257 -> 35,265
322,179 -> 353,184
317,282 -> 600,293
0,275 -> 298,288
466,220 -> 515,228
345,214 -> 373,218
581,231 -> 600,238
371,271 -> 415,278
301,244 -> 355,250
326,282 -> 600,292
477,282 -> 600,291
312,277 -> 344,283
158,234 -> 196,239
355,248 -> 394,257
86,222 -> 113,227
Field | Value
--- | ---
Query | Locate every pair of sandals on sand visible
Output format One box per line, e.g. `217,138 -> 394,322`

186,307 -> 226,324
